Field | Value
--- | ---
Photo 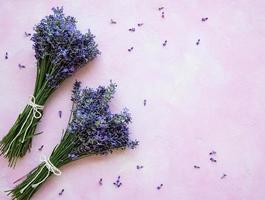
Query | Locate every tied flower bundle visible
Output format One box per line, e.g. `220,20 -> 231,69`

0,7 -> 100,166
8,81 -> 138,200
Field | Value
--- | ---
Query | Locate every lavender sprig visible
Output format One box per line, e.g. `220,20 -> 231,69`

0,7 -> 100,167
8,82 -> 138,200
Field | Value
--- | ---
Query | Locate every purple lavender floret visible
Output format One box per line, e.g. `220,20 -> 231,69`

31,7 -> 100,88
67,81 -> 138,159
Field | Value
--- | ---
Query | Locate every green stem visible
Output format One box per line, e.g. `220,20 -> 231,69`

0,57 -> 57,167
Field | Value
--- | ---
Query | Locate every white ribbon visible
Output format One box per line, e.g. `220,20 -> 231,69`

5,95 -> 44,155
20,155 -> 62,194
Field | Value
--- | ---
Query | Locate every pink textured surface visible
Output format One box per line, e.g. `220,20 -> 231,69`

0,1 -> 265,199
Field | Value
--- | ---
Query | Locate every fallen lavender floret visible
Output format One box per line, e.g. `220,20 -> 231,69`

0,7 -> 100,167
157,183 -> 163,190
8,81 -> 138,200
58,189 -> 64,195
24,32 -> 31,37
18,64 -> 26,69
113,176 -> 122,188
99,178 -> 103,185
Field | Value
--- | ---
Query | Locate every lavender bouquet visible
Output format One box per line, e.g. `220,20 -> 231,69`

0,7 -> 100,166
8,81 -> 138,200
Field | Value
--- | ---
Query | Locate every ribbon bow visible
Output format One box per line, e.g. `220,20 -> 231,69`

20,155 -> 62,193
5,95 -> 44,155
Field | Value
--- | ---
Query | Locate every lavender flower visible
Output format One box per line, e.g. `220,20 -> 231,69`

67,81 -> 138,158
9,82 -> 138,200
31,7 -> 100,88
221,174 -> 227,179
136,165 -> 144,169
0,7 -> 100,167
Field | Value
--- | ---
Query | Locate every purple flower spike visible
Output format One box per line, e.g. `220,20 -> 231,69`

31,7 -> 100,88
67,81 -> 138,158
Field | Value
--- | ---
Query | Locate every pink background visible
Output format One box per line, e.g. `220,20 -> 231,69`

0,0 -> 265,199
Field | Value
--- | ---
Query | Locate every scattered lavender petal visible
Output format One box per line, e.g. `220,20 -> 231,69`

136,165 -> 144,170
58,110 -> 62,118
209,150 -> 216,155
24,32 -> 31,37
194,165 -> 200,169
157,183 -> 163,190
31,7 -> 100,89
137,23 -> 144,27
128,47 -> 134,52
221,174 -> 227,179
67,81 -> 138,159
18,64 -> 26,69
196,39 -> 200,45
38,145 -> 44,151
201,17 -> 208,22
5,52 -> 8,59
59,189 -> 64,195
128,28 -> 136,32
161,12 -> 165,18
210,158 -> 217,162
99,178 -> 103,185
163,40 -> 167,46
110,19 -> 117,24
113,176 -> 122,188
143,99 -> 147,106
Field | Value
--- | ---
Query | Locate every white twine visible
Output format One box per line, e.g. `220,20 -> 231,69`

4,95 -> 44,155
20,155 -> 62,194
